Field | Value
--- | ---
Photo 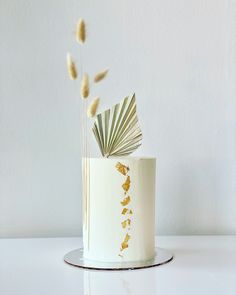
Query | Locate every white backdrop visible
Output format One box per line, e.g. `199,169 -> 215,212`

0,0 -> 235,237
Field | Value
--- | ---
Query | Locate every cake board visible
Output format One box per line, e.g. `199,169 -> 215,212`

64,247 -> 173,270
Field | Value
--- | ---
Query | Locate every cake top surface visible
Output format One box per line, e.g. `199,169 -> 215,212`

85,157 -> 156,160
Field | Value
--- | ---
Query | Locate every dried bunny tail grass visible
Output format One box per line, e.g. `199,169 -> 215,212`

80,73 -> 90,98
76,19 -> 86,43
67,53 -> 77,80
87,97 -> 100,118
94,69 -> 109,83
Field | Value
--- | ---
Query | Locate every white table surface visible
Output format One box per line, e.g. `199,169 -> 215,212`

1,236 -> 236,295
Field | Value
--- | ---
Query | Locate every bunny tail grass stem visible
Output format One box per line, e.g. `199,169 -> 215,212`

81,72 -> 90,250
94,69 -> 109,83
87,97 -> 100,118
78,42 -> 87,235
84,98 -> 90,249
76,19 -> 86,43
81,73 -> 90,98
82,97 -> 90,249
67,53 -> 78,80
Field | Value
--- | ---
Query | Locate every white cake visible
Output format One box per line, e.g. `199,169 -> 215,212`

83,157 -> 156,262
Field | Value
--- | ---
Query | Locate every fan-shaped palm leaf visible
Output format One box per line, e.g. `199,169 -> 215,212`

92,94 -> 142,157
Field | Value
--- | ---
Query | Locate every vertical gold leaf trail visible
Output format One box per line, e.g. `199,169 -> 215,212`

116,162 -> 133,256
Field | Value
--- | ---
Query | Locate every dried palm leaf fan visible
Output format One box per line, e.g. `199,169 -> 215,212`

92,94 -> 142,157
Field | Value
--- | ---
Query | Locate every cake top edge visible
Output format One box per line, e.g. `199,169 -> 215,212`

83,157 -> 156,160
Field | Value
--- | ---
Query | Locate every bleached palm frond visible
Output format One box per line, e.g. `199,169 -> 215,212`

92,94 -> 142,157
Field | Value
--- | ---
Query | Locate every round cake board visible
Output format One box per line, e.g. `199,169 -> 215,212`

64,247 -> 173,270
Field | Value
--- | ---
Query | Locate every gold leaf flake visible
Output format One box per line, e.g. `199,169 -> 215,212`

121,243 -> 128,251
122,176 -> 131,192
120,196 -> 130,206
121,220 -> 127,228
124,233 -> 130,243
120,233 -> 131,251
121,219 -> 131,228
121,208 -> 128,215
115,162 -> 129,176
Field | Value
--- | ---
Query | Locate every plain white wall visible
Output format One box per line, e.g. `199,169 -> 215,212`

0,0 -> 235,237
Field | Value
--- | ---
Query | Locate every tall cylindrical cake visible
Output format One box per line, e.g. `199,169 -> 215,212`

83,157 -> 156,262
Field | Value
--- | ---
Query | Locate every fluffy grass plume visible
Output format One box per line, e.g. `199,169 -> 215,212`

94,69 -> 108,83
80,73 -> 89,98
76,19 -> 86,43
87,97 -> 100,117
67,53 -> 77,80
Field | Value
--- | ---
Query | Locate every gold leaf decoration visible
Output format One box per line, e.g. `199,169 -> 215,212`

115,162 -> 129,176
116,162 -> 133,257
66,53 -> 77,80
121,208 -> 128,215
92,94 -> 142,157
121,220 -> 127,228
122,176 -> 130,192
121,219 -> 131,228
124,233 -> 130,243
76,19 -> 86,43
120,196 -> 130,206
121,243 -> 128,251
94,69 -> 109,83
121,233 -> 130,251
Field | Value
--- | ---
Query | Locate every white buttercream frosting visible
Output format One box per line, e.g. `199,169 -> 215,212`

83,157 -> 156,262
